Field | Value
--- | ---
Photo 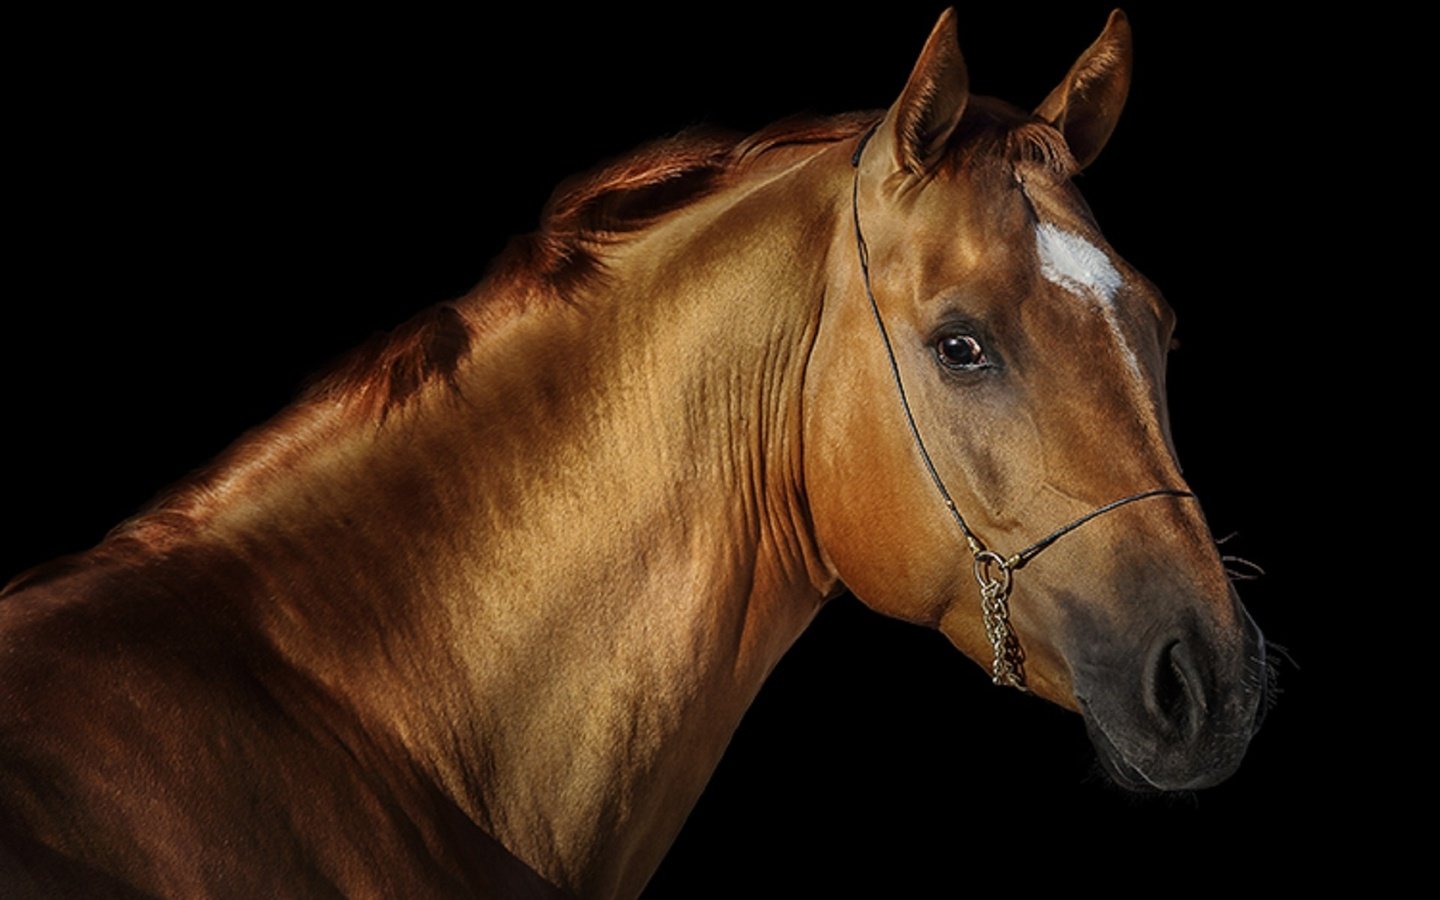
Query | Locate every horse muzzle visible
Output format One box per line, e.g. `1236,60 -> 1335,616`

1073,597 -> 1268,792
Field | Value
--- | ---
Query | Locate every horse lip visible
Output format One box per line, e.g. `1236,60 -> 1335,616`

1077,695 -> 1162,792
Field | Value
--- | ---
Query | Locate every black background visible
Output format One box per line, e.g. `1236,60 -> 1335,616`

7,2 -> 1366,892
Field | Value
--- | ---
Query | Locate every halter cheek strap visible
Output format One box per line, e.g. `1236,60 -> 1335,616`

849,124 -> 1195,690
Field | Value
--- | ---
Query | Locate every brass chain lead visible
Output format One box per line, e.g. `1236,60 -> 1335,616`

973,551 -> 1025,689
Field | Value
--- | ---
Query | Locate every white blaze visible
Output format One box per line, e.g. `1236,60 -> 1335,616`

1034,222 -> 1122,303
1033,222 -> 1141,383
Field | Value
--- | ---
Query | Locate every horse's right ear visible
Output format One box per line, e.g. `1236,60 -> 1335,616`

872,8 -> 969,176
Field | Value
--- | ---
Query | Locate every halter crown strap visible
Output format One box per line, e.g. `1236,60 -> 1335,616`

849,123 -> 1195,690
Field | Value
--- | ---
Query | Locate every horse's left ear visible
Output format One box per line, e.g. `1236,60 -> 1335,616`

1034,9 -> 1133,170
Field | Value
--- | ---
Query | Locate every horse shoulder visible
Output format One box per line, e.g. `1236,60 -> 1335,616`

0,555 -> 570,899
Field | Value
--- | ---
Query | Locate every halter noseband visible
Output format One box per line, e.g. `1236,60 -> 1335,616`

849,124 -> 1195,691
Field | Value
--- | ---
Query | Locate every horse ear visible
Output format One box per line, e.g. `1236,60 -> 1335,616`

877,8 -> 969,175
1034,9 -> 1133,170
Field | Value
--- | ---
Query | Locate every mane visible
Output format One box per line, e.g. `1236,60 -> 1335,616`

304,111 -> 880,421
493,110 -> 884,293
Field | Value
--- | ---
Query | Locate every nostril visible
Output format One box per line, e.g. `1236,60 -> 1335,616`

1146,639 -> 1205,740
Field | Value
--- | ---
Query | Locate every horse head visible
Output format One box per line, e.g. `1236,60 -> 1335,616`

804,9 -> 1266,790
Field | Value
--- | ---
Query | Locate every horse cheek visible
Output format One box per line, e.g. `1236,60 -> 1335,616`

802,341 -> 954,626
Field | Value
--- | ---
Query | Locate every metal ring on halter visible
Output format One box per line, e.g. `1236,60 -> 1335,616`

972,550 -> 1012,596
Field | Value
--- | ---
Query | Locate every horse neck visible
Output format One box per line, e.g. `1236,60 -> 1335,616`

179,142 -> 848,898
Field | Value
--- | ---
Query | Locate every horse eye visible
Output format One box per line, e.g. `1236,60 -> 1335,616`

936,334 -> 987,370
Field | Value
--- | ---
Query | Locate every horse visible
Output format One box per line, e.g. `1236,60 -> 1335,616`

0,9 -> 1268,898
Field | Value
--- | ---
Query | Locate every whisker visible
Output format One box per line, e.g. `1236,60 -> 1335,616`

1221,555 -> 1266,577
1267,641 -> 1297,671
1257,641 -> 1290,717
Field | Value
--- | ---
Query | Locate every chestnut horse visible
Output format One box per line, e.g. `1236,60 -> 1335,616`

1,10 -> 1266,899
